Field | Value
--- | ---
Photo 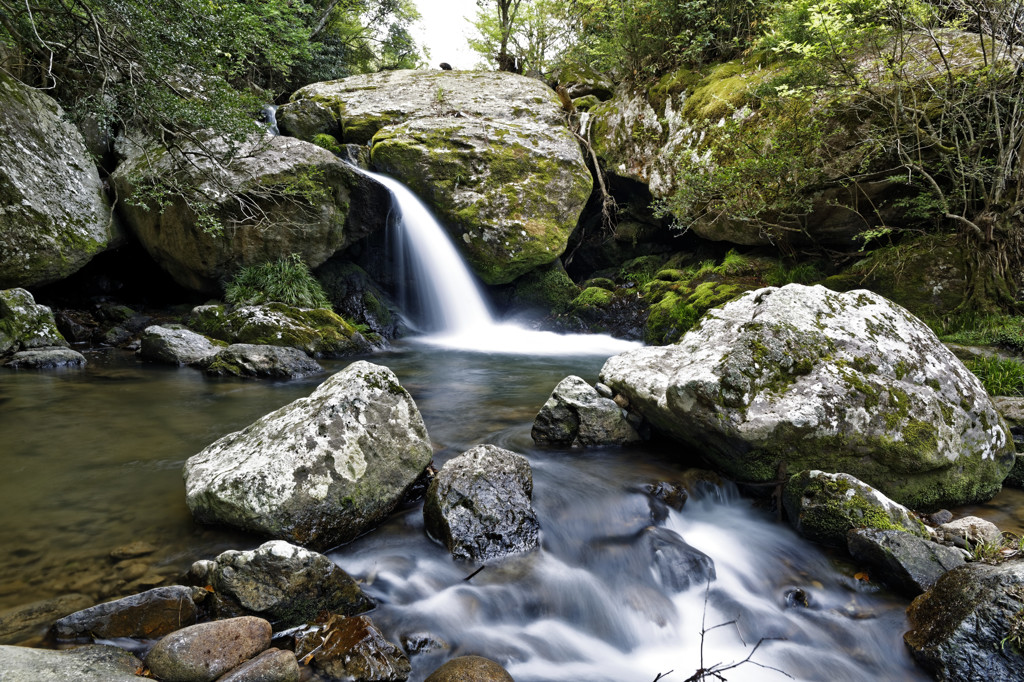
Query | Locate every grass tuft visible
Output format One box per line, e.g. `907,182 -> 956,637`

225,254 -> 331,309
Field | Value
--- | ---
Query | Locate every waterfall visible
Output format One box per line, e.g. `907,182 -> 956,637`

362,169 -> 639,355
261,104 -> 280,136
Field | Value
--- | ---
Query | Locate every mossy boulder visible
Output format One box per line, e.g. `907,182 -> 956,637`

187,303 -> 373,357
111,134 -> 390,294
503,260 -> 580,315
0,72 -> 121,288
0,288 -> 67,356
315,259 -> 402,340
600,284 -> 1015,510
280,70 -> 592,284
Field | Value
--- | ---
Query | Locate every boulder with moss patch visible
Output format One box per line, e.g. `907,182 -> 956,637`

600,284 -> 1014,510
279,70 -> 592,284
315,260 -> 402,340
184,361 -> 433,549
0,288 -> 67,357
0,73 -> 121,289
111,134 -> 390,294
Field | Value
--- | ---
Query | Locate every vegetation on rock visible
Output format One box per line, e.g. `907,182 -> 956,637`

225,255 -> 331,309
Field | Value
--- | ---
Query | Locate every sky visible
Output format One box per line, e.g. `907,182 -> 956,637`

410,0 -> 481,70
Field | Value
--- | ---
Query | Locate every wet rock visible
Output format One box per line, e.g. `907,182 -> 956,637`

935,516 -> 1004,549
294,614 -> 410,682
0,643 -> 145,681
201,540 -> 373,629
0,593 -> 92,645
847,529 -> 966,597
423,444 -> 539,562
0,288 -> 67,356
51,585 -> 201,641
201,344 -> 322,379
110,541 -> 158,561
782,471 -> 930,547
424,655 -> 514,682
532,375 -> 640,446
400,631 -> 449,656
600,284 -> 1015,510
138,326 -> 220,366
3,347 -> 86,369
185,362 -> 432,549
641,481 -> 689,513
217,648 -> 300,682
145,616 -> 272,682
315,260 -> 402,340
640,526 -> 715,592
924,509 -> 954,526
905,559 -> 1024,680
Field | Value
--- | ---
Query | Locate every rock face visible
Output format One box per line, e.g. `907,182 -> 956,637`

111,134 -> 389,293
532,375 -> 640,446
905,559 -> 1024,680
280,70 -> 592,284
0,72 -> 120,289
51,585 -> 201,641
600,284 -> 1015,510
202,344 -> 322,379
200,541 -> 373,628
145,616 -> 271,682
185,361 -> 432,549
847,529 -> 965,596
0,644 -> 146,682
423,444 -> 539,561
0,288 -> 67,356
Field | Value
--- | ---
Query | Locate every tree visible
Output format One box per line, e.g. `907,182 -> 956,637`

470,0 -> 526,71
469,0 -> 575,74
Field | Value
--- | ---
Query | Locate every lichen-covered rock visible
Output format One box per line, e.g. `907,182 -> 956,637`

201,344 -> 322,379
145,616 -> 271,682
935,515 -> 1004,549
51,585 -> 202,641
188,303 -> 372,357
0,288 -> 67,356
0,644 -> 146,682
905,559 -> 1024,680
185,362 -> 432,549
294,614 -> 410,682
600,284 -> 1015,510
111,133 -> 389,293
281,70 -> 592,284
532,375 -> 640,446
138,325 -> 220,366
425,655 -> 514,682
0,72 -> 120,289
423,444 -> 539,561
200,540 -> 373,628
847,528 -> 965,597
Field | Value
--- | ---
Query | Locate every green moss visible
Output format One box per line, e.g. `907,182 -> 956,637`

571,287 -> 615,309
649,67 -> 700,111
311,133 -> 342,154
681,60 -> 775,121
510,261 -> 580,314
644,281 -> 744,345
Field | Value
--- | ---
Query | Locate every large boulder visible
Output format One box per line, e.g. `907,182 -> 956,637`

184,361 -> 433,549
111,134 -> 389,293
423,444 -> 539,561
600,284 -> 1015,510
0,72 -> 120,289
532,375 -> 640,446
0,288 -> 67,356
279,70 -> 592,284
905,559 -> 1024,680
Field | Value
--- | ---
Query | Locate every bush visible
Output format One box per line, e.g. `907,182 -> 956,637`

225,254 -> 331,309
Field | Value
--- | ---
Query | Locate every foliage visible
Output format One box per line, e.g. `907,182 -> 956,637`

766,262 -> 824,285
940,314 -> 1024,352
225,254 -> 332,309
469,0 -> 575,74
964,355 -> 1024,397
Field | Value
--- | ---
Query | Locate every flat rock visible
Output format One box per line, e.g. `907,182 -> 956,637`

51,585 -> 201,641
4,347 -> 86,369
0,644 -> 145,681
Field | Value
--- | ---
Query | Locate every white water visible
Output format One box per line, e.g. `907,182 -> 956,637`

363,170 -> 639,356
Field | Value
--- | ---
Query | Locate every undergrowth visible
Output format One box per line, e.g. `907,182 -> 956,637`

939,314 -> 1024,353
224,254 -> 331,309
964,356 -> 1024,397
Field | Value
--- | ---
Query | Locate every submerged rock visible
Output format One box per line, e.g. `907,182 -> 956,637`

201,344 -> 322,379
51,585 -> 201,641
423,444 -> 539,561
281,70 -> 592,284
0,72 -> 120,289
145,616 -> 271,682
905,559 -> 1024,680
0,644 -> 145,681
532,375 -> 640,446
294,614 -> 410,682
199,540 -> 373,628
0,594 -> 93,645
847,529 -> 965,597
184,362 -> 432,549
600,284 -> 1015,510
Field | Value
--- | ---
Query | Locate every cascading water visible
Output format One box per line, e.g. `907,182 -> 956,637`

363,169 -> 638,355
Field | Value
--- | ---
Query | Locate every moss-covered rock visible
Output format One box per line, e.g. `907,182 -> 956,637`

0,72 -> 121,288
281,70 -> 592,284
0,288 -> 67,356
315,259 -> 401,340
505,260 -> 580,315
600,284 -> 1015,510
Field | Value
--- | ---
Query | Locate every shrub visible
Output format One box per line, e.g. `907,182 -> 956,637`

225,254 -> 331,309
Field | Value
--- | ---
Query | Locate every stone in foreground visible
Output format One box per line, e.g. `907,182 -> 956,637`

424,444 -> 539,561
600,284 -> 1015,510
146,616 -> 271,682
0,644 -> 145,681
847,529 -> 965,597
185,362 -> 432,549
425,655 -> 514,682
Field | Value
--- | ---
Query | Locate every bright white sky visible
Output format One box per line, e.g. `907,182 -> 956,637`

410,0 -> 482,70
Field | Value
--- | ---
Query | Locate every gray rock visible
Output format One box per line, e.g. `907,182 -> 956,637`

783,471 -> 930,547
51,585 -> 201,641
994,396 -> 1024,428
145,616 -> 271,682
0,72 -> 120,289
281,70 -> 592,285
139,326 -> 220,366
532,375 -> 640,446
216,648 -> 299,682
600,284 -> 1015,510
847,529 -> 966,596
185,361 -> 432,549
425,655 -> 514,682
423,444 -> 539,561
294,614 -> 410,682
0,288 -> 67,355
111,134 -> 389,294
202,344 -> 322,379
202,540 -> 373,628
936,516 -> 1004,549
641,526 -> 716,592
0,644 -> 145,681
0,593 -> 93,645
4,347 -> 86,369
905,559 -> 1024,680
